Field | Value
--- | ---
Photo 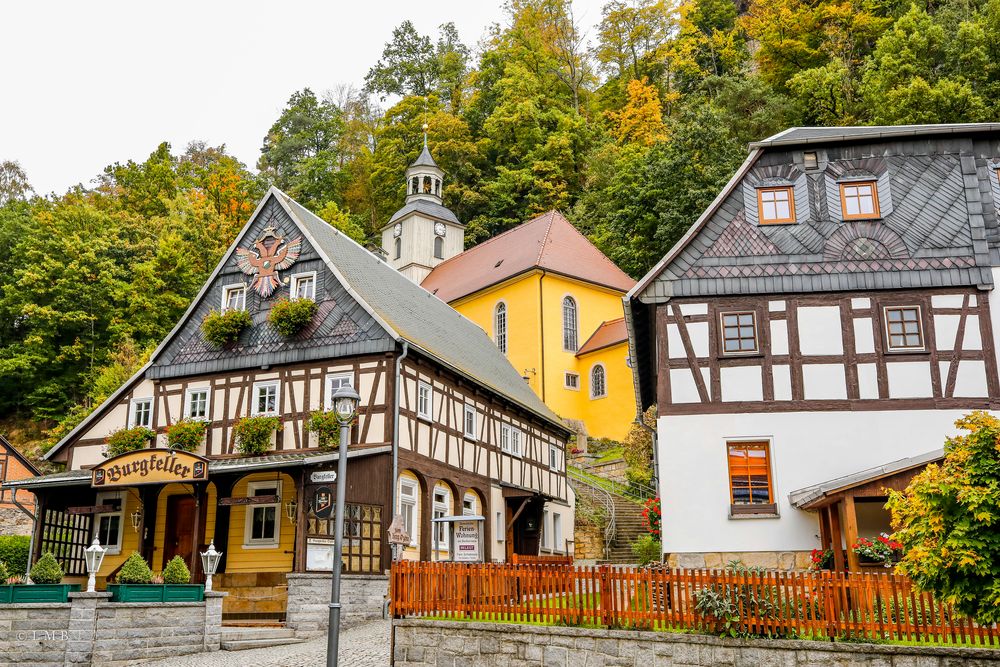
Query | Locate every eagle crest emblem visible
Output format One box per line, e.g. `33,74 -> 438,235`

235,225 -> 303,298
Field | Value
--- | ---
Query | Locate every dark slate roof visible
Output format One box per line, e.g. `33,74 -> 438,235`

386,199 -> 462,227
410,144 -> 440,169
631,124 -> 1000,302
280,193 -> 567,431
751,124 -> 1000,148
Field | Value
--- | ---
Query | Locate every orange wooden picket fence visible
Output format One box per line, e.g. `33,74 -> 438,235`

390,561 -> 1000,646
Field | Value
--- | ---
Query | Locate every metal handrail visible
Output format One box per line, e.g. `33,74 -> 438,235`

568,465 -> 657,503
567,468 -> 616,557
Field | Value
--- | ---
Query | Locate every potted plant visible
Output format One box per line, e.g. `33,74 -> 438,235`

166,418 -> 207,452
306,410 -> 340,449
232,415 -> 282,456
201,309 -> 252,347
105,426 -> 156,458
0,553 -> 80,603
108,552 -> 204,602
268,298 -> 317,337
852,533 -> 903,567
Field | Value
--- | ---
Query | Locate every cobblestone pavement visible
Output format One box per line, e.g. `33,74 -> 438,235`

142,619 -> 391,667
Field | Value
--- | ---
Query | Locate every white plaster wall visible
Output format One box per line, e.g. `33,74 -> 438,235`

988,270 -> 1000,375
953,360 -> 989,397
687,322 -> 709,358
772,365 -> 791,401
720,366 -> 763,402
769,320 -> 788,356
490,484 -> 506,562
802,364 -> 847,399
797,307 -> 843,355
853,318 -> 874,354
886,362 -> 932,398
858,364 -> 879,399
657,409 -> 970,554
669,368 -> 707,403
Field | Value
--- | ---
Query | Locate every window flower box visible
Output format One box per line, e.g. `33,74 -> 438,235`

0,583 -> 80,603
107,583 -> 204,602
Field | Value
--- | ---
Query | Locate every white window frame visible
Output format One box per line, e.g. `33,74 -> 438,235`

564,372 -> 579,391
463,404 -> 477,440
590,363 -> 607,399
184,387 -> 210,421
417,382 -> 433,421
500,424 -> 511,454
128,397 -> 153,429
93,491 -> 124,555
290,271 -> 317,301
252,380 -> 280,416
509,427 -> 523,458
433,487 -> 450,556
494,301 -> 508,355
243,480 -> 281,548
553,513 -> 563,553
462,492 -> 477,516
549,445 -> 560,471
324,373 -> 354,411
883,305 -> 925,352
398,479 -> 418,547
221,284 -> 246,312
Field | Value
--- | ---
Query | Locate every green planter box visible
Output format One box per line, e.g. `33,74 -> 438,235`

0,584 -> 80,603
107,584 -> 204,602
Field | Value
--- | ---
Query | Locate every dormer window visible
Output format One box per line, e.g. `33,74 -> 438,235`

290,272 -> 315,300
756,187 -> 796,224
840,181 -> 879,219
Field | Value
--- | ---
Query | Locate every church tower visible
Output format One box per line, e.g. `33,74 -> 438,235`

381,129 -> 465,283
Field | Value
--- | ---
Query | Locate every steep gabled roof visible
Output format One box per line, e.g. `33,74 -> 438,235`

576,318 -> 627,357
422,210 -> 635,303
0,435 -> 40,476
751,124 -> 1000,149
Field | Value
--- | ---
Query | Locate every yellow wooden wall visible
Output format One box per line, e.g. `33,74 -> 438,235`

224,472 -> 296,572
576,341 -> 634,441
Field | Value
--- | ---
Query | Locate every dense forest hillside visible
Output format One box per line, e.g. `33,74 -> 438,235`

1,0 -> 997,459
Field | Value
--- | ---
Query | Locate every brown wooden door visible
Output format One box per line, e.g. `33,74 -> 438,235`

163,496 -> 199,576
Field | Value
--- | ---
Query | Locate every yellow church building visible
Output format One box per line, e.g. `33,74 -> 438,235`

381,144 -> 637,441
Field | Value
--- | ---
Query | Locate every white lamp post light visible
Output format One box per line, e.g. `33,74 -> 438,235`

327,384 -> 360,667
84,537 -> 106,593
200,540 -> 222,592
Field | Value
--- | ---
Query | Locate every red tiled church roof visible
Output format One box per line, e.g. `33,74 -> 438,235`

576,318 -> 628,356
421,211 -> 635,303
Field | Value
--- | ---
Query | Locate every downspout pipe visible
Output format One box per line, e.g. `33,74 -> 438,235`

390,341 -> 409,549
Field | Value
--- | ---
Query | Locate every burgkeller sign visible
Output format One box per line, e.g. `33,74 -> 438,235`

92,449 -> 209,488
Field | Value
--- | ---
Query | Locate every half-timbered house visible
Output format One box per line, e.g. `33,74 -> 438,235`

625,123 -> 1000,571
5,187 -> 572,620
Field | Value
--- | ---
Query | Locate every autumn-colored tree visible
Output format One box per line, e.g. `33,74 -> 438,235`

606,78 -> 668,146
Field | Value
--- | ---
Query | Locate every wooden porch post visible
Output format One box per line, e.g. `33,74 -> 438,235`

819,506 -> 832,551
212,477 -> 235,574
843,494 -> 861,573
829,501 -> 846,572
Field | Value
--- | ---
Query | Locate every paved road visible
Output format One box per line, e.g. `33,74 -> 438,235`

143,619 -> 391,667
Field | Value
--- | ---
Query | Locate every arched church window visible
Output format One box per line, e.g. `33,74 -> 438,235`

494,302 -> 507,355
394,237 -> 401,260
434,236 -> 444,259
423,176 -> 432,193
411,177 -> 419,195
562,297 -> 578,351
435,179 -> 441,197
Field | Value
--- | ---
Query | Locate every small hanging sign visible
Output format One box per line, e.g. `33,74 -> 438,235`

310,470 -> 338,484
67,505 -> 116,515
313,486 -> 334,519
387,514 -> 410,546
218,495 -> 279,506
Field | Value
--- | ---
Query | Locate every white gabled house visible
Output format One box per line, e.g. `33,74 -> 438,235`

624,123 -> 1000,572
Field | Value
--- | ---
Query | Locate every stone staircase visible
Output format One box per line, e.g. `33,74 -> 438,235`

569,468 -> 652,564
220,625 -> 304,651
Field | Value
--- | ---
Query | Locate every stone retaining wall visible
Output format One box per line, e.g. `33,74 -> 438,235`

0,591 -> 225,667
286,573 -> 387,635
391,619 -> 1000,666
667,550 -> 812,571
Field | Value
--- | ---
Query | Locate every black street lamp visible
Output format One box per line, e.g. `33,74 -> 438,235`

327,384 -> 360,667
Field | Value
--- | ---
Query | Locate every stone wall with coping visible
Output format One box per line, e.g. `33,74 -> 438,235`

392,619 -> 1000,667
286,573 -> 387,636
667,550 -> 813,571
0,590 -> 225,667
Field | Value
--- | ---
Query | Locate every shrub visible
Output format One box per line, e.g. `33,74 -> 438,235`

0,535 -> 30,576
233,415 -> 282,456
268,298 -> 317,337
105,426 -> 155,458
201,309 -> 252,347
161,555 -> 191,584
642,497 -> 661,539
307,410 -> 341,449
117,551 -> 153,584
631,534 -> 662,566
29,552 -> 64,584
0,561 -> 8,583
623,405 -> 656,486
166,418 -> 207,452
694,560 -> 787,639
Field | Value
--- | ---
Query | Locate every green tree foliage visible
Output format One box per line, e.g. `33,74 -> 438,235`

0,161 -> 33,205
887,411 -> 1000,624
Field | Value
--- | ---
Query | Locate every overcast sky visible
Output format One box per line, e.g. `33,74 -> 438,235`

1,1 -> 605,197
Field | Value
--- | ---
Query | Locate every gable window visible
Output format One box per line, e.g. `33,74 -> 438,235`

840,181 -> 879,219
398,479 -> 418,546
494,302 -> 507,355
590,364 -> 607,399
394,237 -> 401,260
129,398 -> 153,429
222,284 -> 246,312
93,492 -> 123,555
757,187 -> 795,224
290,272 -> 316,300
252,381 -> 280,416
884,306 -> 924,351
184,388 -> 209,421
463,404 -> 477,440
325,373 -> 353,410
727,441 -> 776,514
244,481 -> 280,547
549,444 -> 561,471
562,297 -> 578,351
720,311 -> 758,355
564,372 -> 579,390
433,236 -> 444,260
417,382 -> 433,421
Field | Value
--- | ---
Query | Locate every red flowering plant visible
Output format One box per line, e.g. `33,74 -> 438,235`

808,548 -> 834,571
851,532 -> 903,567
642,497 -> 661,538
